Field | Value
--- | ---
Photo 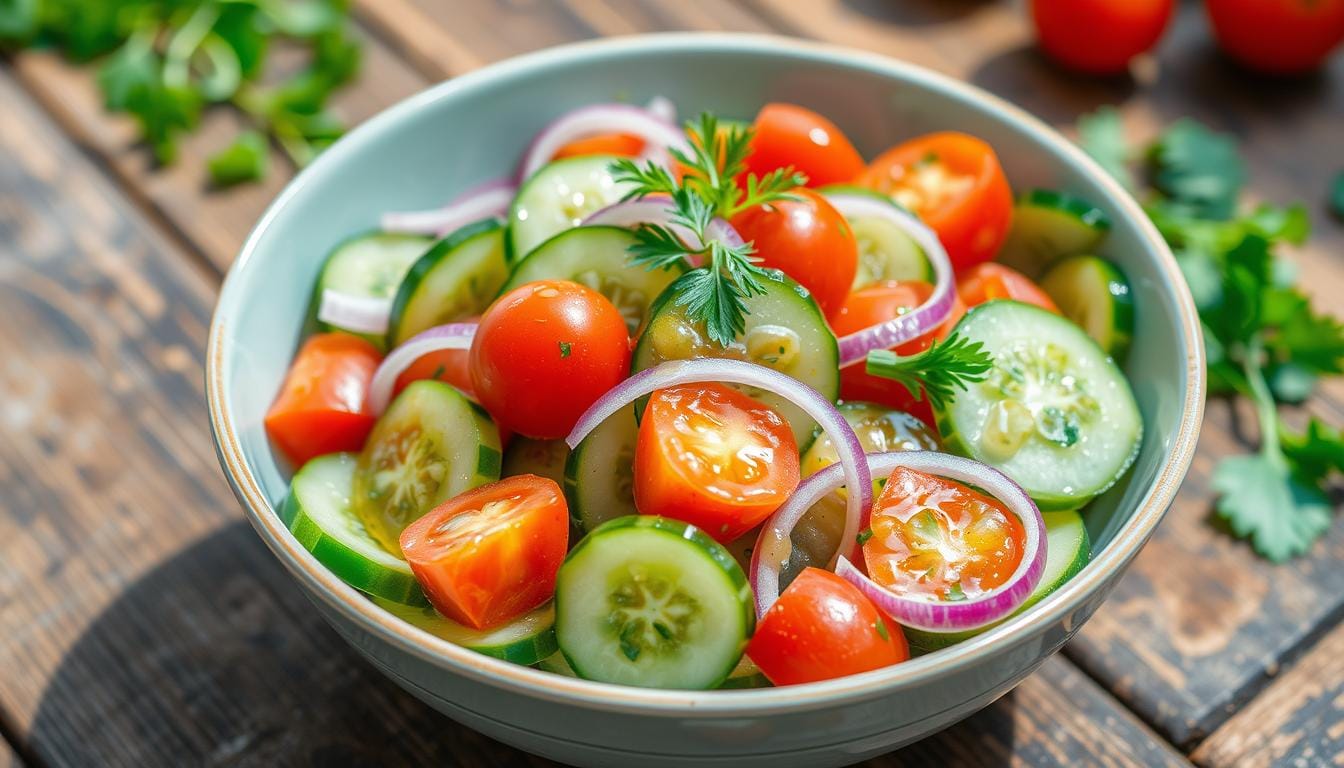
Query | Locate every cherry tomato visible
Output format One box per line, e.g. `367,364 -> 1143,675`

400,474 -> 568,629
730,188 -> 858,317
830,280 -> 967,428
470,280 -> 631,439
1205,0 -> 1344,74
746,568 -> 908,686
634,384 -> 800,543
857,133 -> 1013,271
744,103 -> 866,188
553,132 -> 645,161
863,466 -> 1026,602
1030,0 -> 1174,75
264,333 -> 381,467
956,263 -> 1060,313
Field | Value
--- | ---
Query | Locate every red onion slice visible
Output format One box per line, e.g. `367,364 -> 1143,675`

317,290 -> 393,335
381,179 -> 516,236
645,95 -> 677,124
583,198 -> 744,267
566,358 -> 870,562
517,103 -> 691,182
368,322 -> 478,414
752,450 -> 1046,631
824,193 -> 955,367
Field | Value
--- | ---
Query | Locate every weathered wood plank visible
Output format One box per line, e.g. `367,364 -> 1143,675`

8,24 -> 428,273
1191,621 -> 1344,768
0,741 -> 20,768
0,62 -> 1189,768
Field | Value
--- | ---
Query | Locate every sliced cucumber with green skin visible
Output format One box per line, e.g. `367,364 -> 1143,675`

314,232 -> 433,348
500,225 -> 685,334
563,408 -> 638,533
718,656 -> 772,689
374,597 -> 557,665
936,301 -> 1142,510
386,219 -> 509,348
555,515 -> 753,689
281,453 -> 428,606
632,269 -> 839,448
817,185 -> 933,289
997,189 -> 1112,277
502,437 -> 570,488
903,509 -> 1090,653
536,651 -> 578,677
1040,255 -> 1134,360
353,380 -> 502,554
509,155 -> 637,260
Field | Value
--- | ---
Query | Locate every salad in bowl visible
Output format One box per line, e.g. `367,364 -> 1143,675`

263,97 -> 1142,691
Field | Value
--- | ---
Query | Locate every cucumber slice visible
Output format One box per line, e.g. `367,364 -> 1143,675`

555,516 -> 753,689
817,186 -> 932,289
500,225 -> 684,334
563,408 -> 638,533
281,453 -> 428,605
314,232 -> 432,348
801,402 -> 941,490
373,597 -> 556,665
936,301 -> 1142,510
997,189 -> 1111,277
509,155 -> 637,259
1040,255 -> 1134,360
353,380 -> 502,553
902,509 -> 1090,653
718,656 -> 772,689
386,219 -> 509,348
632,269 -> 839,448
536,651 -> 578,677
501,437 -> 570,488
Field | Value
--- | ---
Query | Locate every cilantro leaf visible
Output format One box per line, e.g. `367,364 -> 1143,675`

1282,418 -> 1344,482
1148,120 -> 1246,220
1212,453 -> 1331,563
208,130 -> 270,187
1077,107 -> 1134,190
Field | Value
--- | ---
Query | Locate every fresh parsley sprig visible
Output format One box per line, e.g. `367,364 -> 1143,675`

611,112 -> 806,346
1080,110 -> 1344,561
864,333 -> 994,411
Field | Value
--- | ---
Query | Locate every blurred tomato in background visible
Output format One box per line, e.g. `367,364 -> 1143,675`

1205,0 -> 1344,74
1030,0 -> 1175,74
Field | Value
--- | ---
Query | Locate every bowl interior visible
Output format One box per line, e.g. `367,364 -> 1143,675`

213,35 -> 1197,677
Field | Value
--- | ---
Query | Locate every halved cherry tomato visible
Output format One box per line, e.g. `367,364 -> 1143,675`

1031,0 -> 1174,75
634,384 -> 800,543
744,103 -> 866,188
863,467 -> 1026,602
730,188 -> 858,317
956,263 -> 1060,313
264,332 -> 381,467
470,280 -> 631,439
553,132 -> 645,161
830,280 -> 967,428
400,474 -> 569,629
746,567 -> 908,686
857,133 -> 1013,271
1205,0 -> 1344,74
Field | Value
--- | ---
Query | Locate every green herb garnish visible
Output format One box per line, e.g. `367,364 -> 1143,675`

856,528 -> 874,546
611,113 -> 806,346
864,332 -> 994,411
558,341 -> 572,358
874,621 -> 890,642
1080,111 -> 1344,561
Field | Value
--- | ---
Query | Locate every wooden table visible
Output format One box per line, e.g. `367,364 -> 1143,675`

2,2 -> 1341,766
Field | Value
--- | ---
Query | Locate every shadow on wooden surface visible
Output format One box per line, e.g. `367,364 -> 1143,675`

968,44 -> 1135,125
836,0 -> 987,27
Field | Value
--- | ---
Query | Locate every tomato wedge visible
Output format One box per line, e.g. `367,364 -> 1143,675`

956,263 -> 1060,314
634,384 -> 800,543
863,467 -> 1026,602
858,132 -> 1013,271
746,568 -> 908,686
264,332 -> 381,468
831,280 -> 967,428
745,103 -> 866,188
400,474 -> 569,630
553,132 -> 645,161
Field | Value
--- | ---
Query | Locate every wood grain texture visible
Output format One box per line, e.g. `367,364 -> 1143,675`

8,26 -> 428,273
0,65 -> 1192,768
1191,621 -> 1344,768
0,742 -> 20,768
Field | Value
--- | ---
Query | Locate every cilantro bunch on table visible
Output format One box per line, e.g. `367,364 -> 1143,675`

0,0 -> 362,185
1079,108 -> 1344,561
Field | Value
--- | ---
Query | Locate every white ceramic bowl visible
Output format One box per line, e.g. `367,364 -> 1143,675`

208,33 -> 1204,768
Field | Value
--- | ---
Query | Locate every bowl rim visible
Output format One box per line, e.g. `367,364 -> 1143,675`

207,31 -> 1205,716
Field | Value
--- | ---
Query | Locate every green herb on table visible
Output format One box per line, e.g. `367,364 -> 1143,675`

1080,112 -> 1344,561
1331,171 -> 1344,221
611,113 -> 806,346
0,0 -> 362,185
